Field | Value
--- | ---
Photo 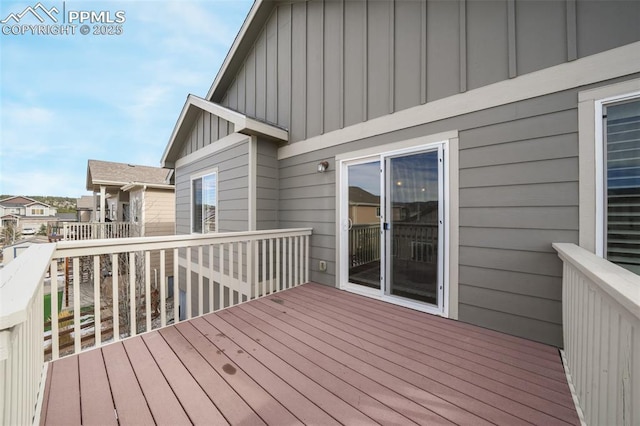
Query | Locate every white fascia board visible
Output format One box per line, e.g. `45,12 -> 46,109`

162,93 -> 287,167
121,182 -> 174,192
91,179 -> 127,187
206,0 -> 264,101
279,41 -> 640,160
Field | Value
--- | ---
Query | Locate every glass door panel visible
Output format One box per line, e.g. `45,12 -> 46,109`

386,150 -> 440,305
347,161 -> 381,289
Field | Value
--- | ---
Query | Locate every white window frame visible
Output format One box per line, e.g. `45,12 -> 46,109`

578,78 -> 640,255
335,130 -> 459,319
190,168 -> 218,234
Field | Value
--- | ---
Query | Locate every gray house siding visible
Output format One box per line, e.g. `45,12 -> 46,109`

165,0 -> 640,346
216,0 -> 639,144
276,75 -> 640,346
179,110 -> 234,158
175,141 -> 249,234
256,139 -> 279,230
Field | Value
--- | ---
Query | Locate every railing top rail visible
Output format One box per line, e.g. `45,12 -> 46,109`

0,243 -> 56,329
54,228 -> 313,258
553,243 -> 640,320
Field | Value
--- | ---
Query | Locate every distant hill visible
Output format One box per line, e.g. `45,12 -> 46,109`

0,195 -> 77,213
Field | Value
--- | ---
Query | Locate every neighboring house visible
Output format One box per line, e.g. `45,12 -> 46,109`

75,195 -> 94,222
85,160 -> 175,237
160,0 -> 640,347
0,196 -> 59,233
1,238 -> 46,266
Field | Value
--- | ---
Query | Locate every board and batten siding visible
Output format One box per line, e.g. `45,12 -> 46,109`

256,139 -> 279,230
217,0 -> 639,145
179,110 -> 235,158
175,141 -> 249,234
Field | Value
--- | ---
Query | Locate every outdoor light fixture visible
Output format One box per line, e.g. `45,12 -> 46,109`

317,161 -> 329,173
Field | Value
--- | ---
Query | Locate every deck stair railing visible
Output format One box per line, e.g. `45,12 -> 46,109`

0,228 -> 311,424
554,243 -> 640,426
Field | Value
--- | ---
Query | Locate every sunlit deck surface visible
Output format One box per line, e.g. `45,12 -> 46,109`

40,283 -> 579,425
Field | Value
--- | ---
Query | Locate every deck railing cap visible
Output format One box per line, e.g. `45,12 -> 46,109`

0,243 -> 56,329
553,242 -> 640,320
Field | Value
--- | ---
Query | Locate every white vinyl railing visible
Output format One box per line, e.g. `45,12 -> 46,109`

59,221 -> 136,241
554,243 -> 640,426
1,244 -> 54,425
46,228 -> 311,360
0,228 -> 311,424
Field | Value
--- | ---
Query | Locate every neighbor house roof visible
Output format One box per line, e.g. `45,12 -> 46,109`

349,187 -> 380,205
76,196 -> 94,210
0,196 -> 39,207
161,94 -> 288,168
86,160 -> 172,191
0,196 -> 54,209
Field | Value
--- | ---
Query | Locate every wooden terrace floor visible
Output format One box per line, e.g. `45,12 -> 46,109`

40,283 -> 580,425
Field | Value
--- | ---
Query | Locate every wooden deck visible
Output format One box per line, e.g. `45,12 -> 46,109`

39,283 -> 580,425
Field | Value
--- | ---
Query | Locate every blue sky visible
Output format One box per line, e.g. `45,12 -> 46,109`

0,0 -> 253,198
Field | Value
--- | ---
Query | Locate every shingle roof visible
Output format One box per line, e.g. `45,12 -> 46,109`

86,160 -> 172,191
0,196 -> 38,207
76,196 -> 94,210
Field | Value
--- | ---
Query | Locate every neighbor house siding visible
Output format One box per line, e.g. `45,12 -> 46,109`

175,141 -> 249,234
143,189 -> 175,237
216,0 -> 639,144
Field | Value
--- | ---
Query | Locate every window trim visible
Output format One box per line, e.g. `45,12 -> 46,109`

578,78 -> 640,255
190,168 -> 218,234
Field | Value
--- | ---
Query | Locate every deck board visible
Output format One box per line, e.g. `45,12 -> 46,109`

40,283 -> 580,425
78,349 -> 118,426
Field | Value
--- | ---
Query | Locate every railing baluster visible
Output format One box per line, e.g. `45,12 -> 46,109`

186,247 -> 192,320
198,246 -> 203,317
173,248 -> 179,323
261,239 -> 267,297
129,252 -> 136,336
145,251 -> 151,333
288,237 -> 293,289
93,255 -> 101,347
219,244 -> 224,309
294,236 -> 299,287
50,260 -> 59,360
229,243 -> 234,306
238,242 -> 243,301
305,235 -> 310,284
209,245 -> 214,314
112,253 -> 119,341
73,257 -> 81,353
276,237 -> 281,292
269,239 -> 274,294
248,240 -> 254,299
160,250 -> 166,327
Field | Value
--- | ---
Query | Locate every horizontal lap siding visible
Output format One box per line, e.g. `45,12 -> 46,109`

457,104 -> 579,346
279,87 -> 586,346
175,142 -> 249,234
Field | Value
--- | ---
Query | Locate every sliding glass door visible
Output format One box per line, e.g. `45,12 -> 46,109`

341,144 -> 445,313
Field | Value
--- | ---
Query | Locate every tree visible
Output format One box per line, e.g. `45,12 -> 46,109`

38,224 -> 47,236
2,223 -> 21,246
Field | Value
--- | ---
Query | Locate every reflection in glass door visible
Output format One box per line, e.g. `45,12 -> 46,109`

386,150 -> 442,306
347,161 -> 381,289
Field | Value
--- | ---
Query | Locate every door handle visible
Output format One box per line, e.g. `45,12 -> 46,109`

347,218 -> 353,230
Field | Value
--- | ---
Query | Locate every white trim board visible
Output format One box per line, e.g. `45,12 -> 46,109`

279,41 -> 640,160
175,133 -> 249,169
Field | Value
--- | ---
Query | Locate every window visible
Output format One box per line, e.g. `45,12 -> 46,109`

192,171 -> 217,233
31,208 -> 44,215
603,98 -> 640,274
